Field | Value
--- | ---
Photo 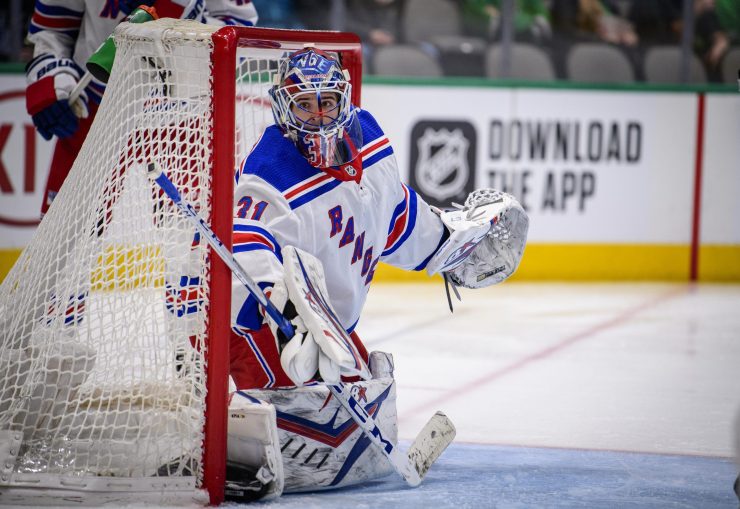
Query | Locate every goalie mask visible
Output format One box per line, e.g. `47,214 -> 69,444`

270,48 -> 362,169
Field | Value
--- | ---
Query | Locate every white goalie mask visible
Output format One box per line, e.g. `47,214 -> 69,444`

269,47 -> 362,169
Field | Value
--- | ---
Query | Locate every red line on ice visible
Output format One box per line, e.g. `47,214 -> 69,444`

401,286 -> 689,421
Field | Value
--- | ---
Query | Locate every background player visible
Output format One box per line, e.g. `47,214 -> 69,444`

25,0 -> 258,217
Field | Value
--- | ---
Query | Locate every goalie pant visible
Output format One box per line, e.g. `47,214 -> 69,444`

226,351 -> 397,499
27,0 -> 258,215
230,324 -> 370,389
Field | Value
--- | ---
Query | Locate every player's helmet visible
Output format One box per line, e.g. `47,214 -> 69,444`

270,47 -> 362,169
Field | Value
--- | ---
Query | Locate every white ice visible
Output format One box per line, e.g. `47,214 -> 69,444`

251,281 -> 740,508
360,282 -> 740,459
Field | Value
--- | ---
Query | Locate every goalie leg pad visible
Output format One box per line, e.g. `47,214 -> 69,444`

227,392 -> 285,501
368,350 -> 394,379
242,362 -> 397,493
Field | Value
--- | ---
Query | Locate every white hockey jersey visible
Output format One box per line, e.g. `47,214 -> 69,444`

27,0 -> 258,102
232,109 -> 447,333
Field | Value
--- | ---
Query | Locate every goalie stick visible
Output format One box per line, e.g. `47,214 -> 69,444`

68,72 -> 92,118
148,162 -> 456,488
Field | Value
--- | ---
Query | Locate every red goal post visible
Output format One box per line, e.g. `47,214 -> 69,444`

0,20 -> 362,506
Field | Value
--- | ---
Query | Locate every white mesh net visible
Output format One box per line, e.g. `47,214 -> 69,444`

0,19 -> 360,505
0,20 -> 218,502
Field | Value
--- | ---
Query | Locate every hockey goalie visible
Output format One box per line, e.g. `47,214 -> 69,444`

224,47 -> 529,500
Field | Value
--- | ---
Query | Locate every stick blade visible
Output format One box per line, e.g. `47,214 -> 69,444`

407,411 -> 456,481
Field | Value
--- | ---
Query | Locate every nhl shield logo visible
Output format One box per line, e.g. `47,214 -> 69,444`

410,120 -> 476,207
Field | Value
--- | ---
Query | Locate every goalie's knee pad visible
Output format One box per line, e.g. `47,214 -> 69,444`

238,351 -> 397,493
227,392 -> 284,501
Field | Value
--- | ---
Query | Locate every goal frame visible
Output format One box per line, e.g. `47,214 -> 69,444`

0,24 -> 362,507
205,25 -> 362,505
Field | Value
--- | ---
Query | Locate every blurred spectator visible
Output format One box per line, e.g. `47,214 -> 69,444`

627,0 -> 681,43
251,0 -> 304,29
629,0 -> 740,81
551,0 -> 638,47
294,0 -> 332,30
0,0 -> 35,62
461,0 -> 552,42
629,0 -> 730,81
715,0 -> 740,41
345,0 -> 404,59
0,9 -> 10,61
693,0 -> 729,79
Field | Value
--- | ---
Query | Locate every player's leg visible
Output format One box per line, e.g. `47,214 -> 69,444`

225,393 -> 284,501
230,326 -> 372,389
40,102 -> 99,217
230,325 -> 296,389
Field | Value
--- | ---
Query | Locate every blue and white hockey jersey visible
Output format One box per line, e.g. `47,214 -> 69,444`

231,109 -> 447,333
27,0 -> 258,103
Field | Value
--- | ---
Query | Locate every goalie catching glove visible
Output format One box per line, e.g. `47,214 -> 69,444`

264,246 -> 371,386
426,189 -> 528,289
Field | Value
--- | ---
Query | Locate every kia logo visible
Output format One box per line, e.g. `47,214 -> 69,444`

0,90 -> 47,227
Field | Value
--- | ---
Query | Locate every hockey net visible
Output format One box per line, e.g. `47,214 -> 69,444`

0,19 -> 361,505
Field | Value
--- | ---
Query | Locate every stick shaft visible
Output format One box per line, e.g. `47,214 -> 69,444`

328,384 -> 421,486
69,72 -> 92,104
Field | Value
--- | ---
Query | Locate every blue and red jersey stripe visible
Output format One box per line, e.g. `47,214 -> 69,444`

30,0 -> 82,36
383,183 -> 418,256
233,223 -> 283,262
282,135 -> 393,210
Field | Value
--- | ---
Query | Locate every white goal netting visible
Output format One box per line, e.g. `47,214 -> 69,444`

0,19 -> 361,505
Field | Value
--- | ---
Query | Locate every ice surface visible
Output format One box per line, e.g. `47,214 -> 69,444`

245,442 -> 736,509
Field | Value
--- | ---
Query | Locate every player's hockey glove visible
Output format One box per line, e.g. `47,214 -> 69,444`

426,188 -> 528,289
26,54 -> 89,140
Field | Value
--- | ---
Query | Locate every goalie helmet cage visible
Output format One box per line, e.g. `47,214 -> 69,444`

0,19 -> 361,506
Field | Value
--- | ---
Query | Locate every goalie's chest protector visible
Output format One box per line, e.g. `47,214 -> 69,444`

237,110 -> 404,331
